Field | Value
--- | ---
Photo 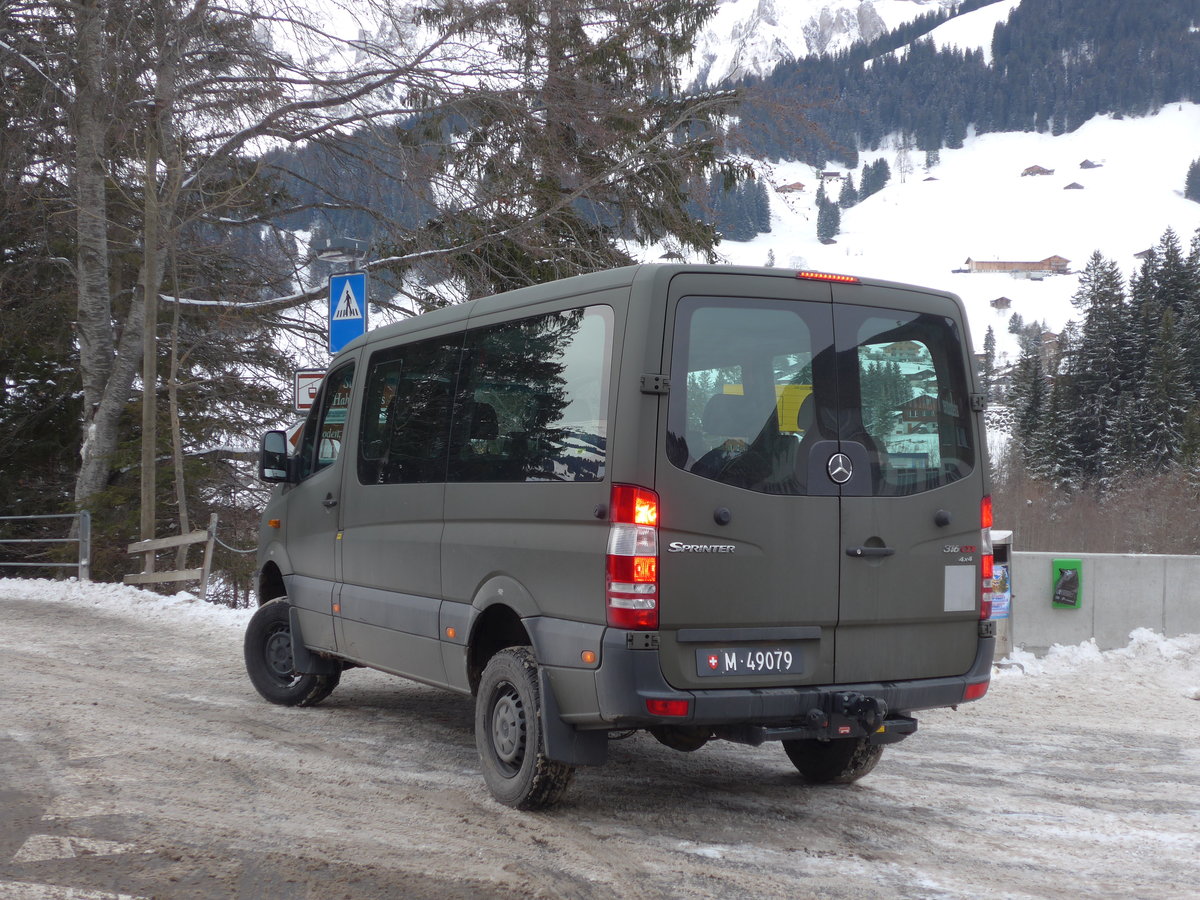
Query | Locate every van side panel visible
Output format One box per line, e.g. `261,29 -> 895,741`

335,321 -> 464,685
284,357 -> 360,654
441,290 -> 627,636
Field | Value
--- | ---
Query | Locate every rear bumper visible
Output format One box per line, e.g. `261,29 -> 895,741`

555,630 -> 995,729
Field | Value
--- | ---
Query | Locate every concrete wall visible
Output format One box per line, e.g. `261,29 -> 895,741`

1007,551 -> 1200,655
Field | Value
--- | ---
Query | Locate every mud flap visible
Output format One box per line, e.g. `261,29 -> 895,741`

538,668 -> 608,767
288,606 -> 340,675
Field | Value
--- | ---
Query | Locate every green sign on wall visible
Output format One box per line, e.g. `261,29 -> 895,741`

1052,558 -> 1082,609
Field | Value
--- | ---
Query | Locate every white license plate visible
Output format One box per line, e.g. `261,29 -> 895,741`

695,645 -> 804,677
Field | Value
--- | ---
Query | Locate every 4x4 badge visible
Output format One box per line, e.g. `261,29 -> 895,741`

827,453 -> 853,484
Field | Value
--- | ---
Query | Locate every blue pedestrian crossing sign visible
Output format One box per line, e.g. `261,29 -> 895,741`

328,272 -> 368,353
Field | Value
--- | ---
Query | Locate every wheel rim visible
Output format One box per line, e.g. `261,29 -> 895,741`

489,682 -> 526,775
263,622 -> 295,683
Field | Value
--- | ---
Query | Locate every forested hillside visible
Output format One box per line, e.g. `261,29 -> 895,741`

990,226 -> 1200,553
739,0 -> 1200,166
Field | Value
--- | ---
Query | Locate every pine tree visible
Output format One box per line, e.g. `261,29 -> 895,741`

1185,158 -> 1200,203
1125,253 -> 1162,413
1041,323 -> 1087,488
1102,393 -> 1142,481
752,178 -> 772,233
837,174 -> 859,209
1151,228 -> 1198,317
1139,306 -> 1193,469
816,188 -> 840,242
1071,251 -> 1129,478
1009,342 -> 1048,473
981,326 -> 996,401
859,160 -> 881,199
874,159 -> 891,193
1138,229 -> 1200,394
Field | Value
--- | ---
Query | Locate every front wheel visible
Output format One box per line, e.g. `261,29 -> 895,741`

783,737 -> 884,784
475,647 -> 575,809
244,599 -> 340,707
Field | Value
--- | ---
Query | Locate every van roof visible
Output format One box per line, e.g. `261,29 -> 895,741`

332,263 -> 960,359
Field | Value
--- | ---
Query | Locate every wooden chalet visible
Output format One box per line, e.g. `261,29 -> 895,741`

964,256 -> 1070,275
881,341 -> 925,363
898,394 -> 939,432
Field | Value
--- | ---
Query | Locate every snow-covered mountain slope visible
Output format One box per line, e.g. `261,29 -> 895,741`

686,0 -> 960,87
879,0 -> 1019,64
650,105 -> 1200,364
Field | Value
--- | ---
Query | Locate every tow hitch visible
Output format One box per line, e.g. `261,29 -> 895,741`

712,692 -> 918,747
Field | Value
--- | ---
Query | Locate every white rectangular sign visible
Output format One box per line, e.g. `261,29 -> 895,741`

294,369 -> 325,412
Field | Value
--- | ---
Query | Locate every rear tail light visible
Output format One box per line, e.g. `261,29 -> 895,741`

980,495 -> 994,620
606,484 -> 659,630
964,680 -> 989,701
645,698 -> 690,717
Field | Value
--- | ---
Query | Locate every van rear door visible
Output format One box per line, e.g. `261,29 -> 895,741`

830,285 -> 982,683
655,273 -> 982,691
656,274 -> 842,690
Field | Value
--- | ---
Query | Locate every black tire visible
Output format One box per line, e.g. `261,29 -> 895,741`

244,599 -> 340,707
782,737 -> 884,784
475,647 -> 575,809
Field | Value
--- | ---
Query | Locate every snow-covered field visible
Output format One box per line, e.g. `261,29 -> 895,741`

2,577 -> 1197,898
706,103 -> 1200,366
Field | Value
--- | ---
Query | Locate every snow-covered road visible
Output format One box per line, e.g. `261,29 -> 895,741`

1,579 -> 1197,899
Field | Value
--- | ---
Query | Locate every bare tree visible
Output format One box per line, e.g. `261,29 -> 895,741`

4,0 -> 738,559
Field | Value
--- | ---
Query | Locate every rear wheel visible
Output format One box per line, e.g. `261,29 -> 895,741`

475,647 -> 575,809
782,737 -> 883,784
244,599 -> 340,707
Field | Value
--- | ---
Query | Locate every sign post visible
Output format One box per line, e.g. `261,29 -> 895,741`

328,271 -> 368,354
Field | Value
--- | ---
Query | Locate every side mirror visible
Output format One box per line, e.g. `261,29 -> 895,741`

259,430 -> 294,483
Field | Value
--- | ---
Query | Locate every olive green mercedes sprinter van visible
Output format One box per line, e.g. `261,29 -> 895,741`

247,264 -> 995,809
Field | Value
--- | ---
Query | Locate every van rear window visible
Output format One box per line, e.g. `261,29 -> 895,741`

839,305 -> 976,495
666,297 -> 975,496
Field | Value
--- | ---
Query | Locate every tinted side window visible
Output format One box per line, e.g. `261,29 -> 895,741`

448,306 -> 612,483
838,306 -> 975,495
357,336 -> 463,484
298,363 -> 355,480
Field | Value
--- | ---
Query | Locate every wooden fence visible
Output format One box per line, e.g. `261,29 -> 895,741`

124,513 -> 218,599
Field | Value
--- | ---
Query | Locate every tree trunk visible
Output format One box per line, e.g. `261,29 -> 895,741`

168,253 -> 191,572
140,120 -> 161,553
72,0 -> 146,516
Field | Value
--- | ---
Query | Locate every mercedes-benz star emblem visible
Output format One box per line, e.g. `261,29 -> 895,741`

827,453 -> 853,484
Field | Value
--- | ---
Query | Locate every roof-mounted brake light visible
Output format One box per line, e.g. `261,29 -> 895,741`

796,270 -> 861,284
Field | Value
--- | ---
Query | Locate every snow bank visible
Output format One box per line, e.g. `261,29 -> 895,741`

0,577 -> 251,635
998,627 -> 1200,702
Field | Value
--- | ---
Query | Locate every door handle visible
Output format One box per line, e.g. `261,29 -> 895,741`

845,546 -> 894,558
322,494 -> 338,509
